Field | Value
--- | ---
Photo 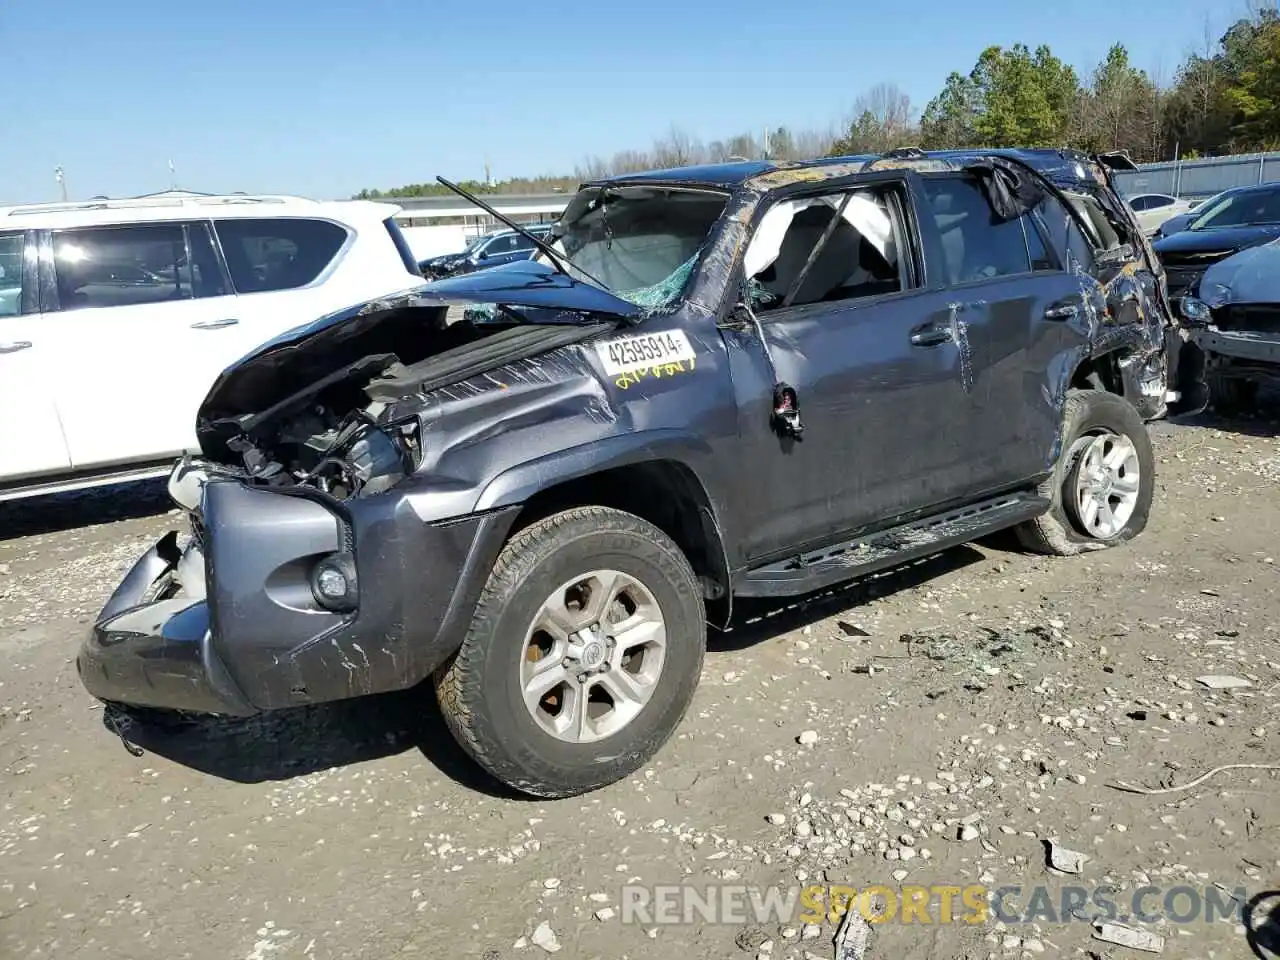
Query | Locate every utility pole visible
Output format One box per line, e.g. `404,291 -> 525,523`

169,159 -> 177,191
54,165 -> 67,202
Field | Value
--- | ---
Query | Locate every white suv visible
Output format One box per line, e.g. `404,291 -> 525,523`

0,192 -> 425,501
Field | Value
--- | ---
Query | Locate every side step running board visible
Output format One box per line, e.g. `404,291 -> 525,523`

736,492 -> 1049,598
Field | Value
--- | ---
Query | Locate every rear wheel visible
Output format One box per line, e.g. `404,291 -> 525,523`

1016,389 -> 1155,556
435,506 -> 705,798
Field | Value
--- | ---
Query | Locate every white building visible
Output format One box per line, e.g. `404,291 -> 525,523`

390,193 -> 570,259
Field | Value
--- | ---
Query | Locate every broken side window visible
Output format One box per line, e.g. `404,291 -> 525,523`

919,176 -> 1033,284
1035,193 -> 1099,273
743,185 -> 906,313
1061,192 -> 1123,254
1024,215 -> 1058,272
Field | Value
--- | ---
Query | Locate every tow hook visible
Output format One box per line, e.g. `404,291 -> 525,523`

103,704 -> 145,758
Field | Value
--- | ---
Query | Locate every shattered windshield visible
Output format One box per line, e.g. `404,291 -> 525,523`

537,186 -> 728,310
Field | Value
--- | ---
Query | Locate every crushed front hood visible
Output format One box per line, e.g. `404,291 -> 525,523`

1197,239 -> 1280,307
196,261 -> 639,450
421,260 -> 643,316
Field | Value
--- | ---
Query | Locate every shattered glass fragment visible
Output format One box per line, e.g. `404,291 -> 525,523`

617,254 -> 698,311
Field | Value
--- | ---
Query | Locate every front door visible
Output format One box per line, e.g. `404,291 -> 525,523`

723,181 -> 975,564
0,230 -> 71,482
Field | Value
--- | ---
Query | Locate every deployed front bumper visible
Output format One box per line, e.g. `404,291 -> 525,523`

79,471 -> 517,716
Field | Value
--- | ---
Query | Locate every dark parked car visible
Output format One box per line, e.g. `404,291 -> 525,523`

418,224 -> 553,280
1179,237 -> 1280,412
1152,181 -> 1280,297
80,148 -> 1200,798
1151,186 -> 1246,240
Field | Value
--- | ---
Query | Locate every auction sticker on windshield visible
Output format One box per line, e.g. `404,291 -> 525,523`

596,330 -> 697,377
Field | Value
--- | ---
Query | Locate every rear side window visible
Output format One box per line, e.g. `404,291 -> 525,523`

1036,194 -> 1099,271
920,176 -> 1030,284
1024,218 -> 1056,271
52,224 -> 194,311
214,218 -> 347,293
0,233 -> 25,317
484,235 -> 518,256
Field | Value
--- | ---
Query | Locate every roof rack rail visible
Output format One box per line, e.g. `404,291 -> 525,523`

4,193 -> 310,217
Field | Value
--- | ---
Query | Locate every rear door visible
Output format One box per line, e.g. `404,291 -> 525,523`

0,229 -> 72,482
201,216 -> 356,368
49,221 -> 235,468
914,172 -> 1091,493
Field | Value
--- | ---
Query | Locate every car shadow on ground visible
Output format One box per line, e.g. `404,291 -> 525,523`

102,685 -> 524,799
1165,385 -> 1280,439
0,478 -> 173,542
104,547 -> 991,797
709,546 -> 987,653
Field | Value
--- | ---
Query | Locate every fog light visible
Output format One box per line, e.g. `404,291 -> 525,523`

316,567 -> 348,599
310,552 -> 358,612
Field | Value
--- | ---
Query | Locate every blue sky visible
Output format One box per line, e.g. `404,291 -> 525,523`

2,0 -> 1238,201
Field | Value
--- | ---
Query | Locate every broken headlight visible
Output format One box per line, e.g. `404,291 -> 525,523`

345,427 -> 407,496
1176,296 -> 1213,327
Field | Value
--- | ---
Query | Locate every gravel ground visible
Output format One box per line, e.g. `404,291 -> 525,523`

1,406 -> 1279,960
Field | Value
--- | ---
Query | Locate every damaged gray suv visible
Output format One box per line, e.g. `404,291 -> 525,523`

80,148 -> 1202,798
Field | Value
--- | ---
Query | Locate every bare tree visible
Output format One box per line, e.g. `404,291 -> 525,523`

793,126 -> 836,160
651,125 -> 706,168
852,83 -> 915,142
575,155 -> 610,181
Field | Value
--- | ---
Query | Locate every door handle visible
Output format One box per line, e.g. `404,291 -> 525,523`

1043,302 -> 1080,321
0,341 -> 32,354
909,325 -> 954,347
190,318 -> 240,330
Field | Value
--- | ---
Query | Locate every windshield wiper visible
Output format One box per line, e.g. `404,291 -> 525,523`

434,176 -> 611,291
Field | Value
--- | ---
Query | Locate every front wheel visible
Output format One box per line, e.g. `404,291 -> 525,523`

435,506 -> 706,798
1016,389 -> 1155,556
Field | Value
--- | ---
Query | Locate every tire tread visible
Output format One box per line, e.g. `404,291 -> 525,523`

435,505 -> 703,798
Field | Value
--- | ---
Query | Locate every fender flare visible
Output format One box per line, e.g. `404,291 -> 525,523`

474,429 -> 734,626
474,428 -> 718,512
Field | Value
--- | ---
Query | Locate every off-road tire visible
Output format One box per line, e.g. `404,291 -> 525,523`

434,506 -> 706,798
1015,389 -> 1155,556
1207,370 -> 1257,416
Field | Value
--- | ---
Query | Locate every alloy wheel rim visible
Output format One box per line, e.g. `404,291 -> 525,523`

1071,432 -> 1140,539
520,570 -> 667,743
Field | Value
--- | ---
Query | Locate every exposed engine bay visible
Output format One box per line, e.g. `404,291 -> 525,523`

195,296 -> 619,501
